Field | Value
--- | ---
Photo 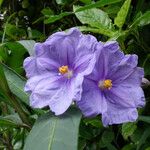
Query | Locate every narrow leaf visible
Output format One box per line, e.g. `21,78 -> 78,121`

3,64 -> 29,105
0,117 -> 20,128
24,107 -> 82,150
44,12 -> 72,24
136,127 -> 150,150
0,114 -> 26,128
138,115 -> 150,124
78,26 -> 115,37
130,11 -> 150,29
114,0 -> 131,28
75,0 -> 121,12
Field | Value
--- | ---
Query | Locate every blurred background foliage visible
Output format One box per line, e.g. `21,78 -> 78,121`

0,0 -> 150,150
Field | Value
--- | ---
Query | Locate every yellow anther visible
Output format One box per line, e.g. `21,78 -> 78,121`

59,65 -> 69,74
98,79 -> 112,90
103,79 -> 112,89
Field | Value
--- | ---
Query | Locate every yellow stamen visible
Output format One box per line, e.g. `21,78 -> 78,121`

59,65 -> 69,74
98,79 -> 112,90
103,79 -> 112,89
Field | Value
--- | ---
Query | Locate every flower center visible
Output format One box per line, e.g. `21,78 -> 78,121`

58,65 -> 73,79
59,65 -> 69,74
98,79 -> 112,90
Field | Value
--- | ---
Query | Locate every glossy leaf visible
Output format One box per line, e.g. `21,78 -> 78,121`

24,107 -> 82,150
18,40 -> 35,56
138,116 -> 150,124
114,0 -> 131,28
75,0 -> 121,12
130,11 -> 150,29
44,12 -> 72,24
78,26 -> 116,37
74,6 -> 114,36
3,64 -> 29,105
4,42 -> 27,74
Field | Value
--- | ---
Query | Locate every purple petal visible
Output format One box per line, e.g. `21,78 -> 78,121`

49,75 -> 84,115
105,85 -> 145,108
74,54 -> 96,76
29,73 -> 84,115
108,54 -> 138,82
23,57 -> 39,78
36,57 -> 60,73
24,73 -> 57,94
88,41 -> 124,81
23,57 -> 59,78
114,67 -> 144,87
48,84 -> 74,115
73,34 -> 97,76
29,74 -> 63,108
71,75 -> 84,101
34,43 -> 50,58
102,105 -> 138,126
44,28 -> 82,66
77,78 -> 107,117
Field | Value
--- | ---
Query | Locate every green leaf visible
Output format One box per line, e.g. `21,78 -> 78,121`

0,0 -> 4,7
106,143 -> 117,150
74,6 -> 115,37
130,11 -> 150,29
138,115 -> 150,124
3,64 -> 29,105
18,40 -> 35,56
44,12 -> 72,24
137,127 -> 150,150
41,7 -> 54,16
5,24 -> 26,40
0,114 -> 26,128
142,54 -> 150,76
4,42 -> 27,74
84,117 -> 103,128
75,0 -> 122,12
0,63 -> 10,94
122,122 -> 137,140
78,26 -> 116,37
0,116 -> 20,128
0,44 -> 8,62
114,0 -> 131,28
56,0 -> 73,5
79,0 -> 91,4
121,144 -> 136,150
101,130 -> 114,144
24,107 -> 82,150
22,0 -> 30,9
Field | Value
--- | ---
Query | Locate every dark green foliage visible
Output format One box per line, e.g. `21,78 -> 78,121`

0,0 -> 150,150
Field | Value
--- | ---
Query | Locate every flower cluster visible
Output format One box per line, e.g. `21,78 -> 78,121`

24,28 -> 145,126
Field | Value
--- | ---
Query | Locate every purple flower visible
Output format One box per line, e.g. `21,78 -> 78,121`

24,28 -> 97,115
77,41 -> 145,126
